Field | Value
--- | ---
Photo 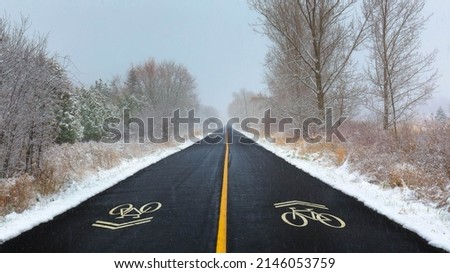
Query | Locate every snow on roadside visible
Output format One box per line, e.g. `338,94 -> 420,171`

253,137 -> 450,252
0,142 -> 194,244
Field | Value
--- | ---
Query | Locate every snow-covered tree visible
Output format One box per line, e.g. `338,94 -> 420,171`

79,83 -> 116,142
55,88 -> 82,144
112,59 -> 199,118
364,0 -> 437,137
250,0 -> 366,122
116,67 -> 145,116
0,17 -> 70,177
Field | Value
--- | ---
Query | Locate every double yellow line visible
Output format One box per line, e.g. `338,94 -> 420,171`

216,129 -> 229,253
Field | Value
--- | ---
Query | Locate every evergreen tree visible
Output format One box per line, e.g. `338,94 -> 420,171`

55,89 -> 82,144
79,84 -> 116,142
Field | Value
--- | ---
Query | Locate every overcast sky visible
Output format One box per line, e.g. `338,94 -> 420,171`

2,0 -> 450,116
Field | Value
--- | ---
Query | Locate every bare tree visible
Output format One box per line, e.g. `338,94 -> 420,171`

110,59 -> 199,140
264,45 -> 318,127
0,17 -> 70,177
119,59 -> 198,118
250,0 -> 367,120
364,0 -> 437,136
0,18 -> 4,88
152,60 -> 198,117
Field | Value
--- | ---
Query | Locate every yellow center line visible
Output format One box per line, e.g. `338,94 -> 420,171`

216,129 -> 229,253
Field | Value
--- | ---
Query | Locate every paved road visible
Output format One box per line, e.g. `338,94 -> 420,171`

0,129 -> 445,252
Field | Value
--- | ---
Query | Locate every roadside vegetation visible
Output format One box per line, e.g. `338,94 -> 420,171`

0,17 -> 215,216
228,0 -> 449,211
270,119 -> 449,211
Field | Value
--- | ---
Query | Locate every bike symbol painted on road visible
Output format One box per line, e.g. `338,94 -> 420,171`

92,202 -> 162,230
274,200 -> 346,229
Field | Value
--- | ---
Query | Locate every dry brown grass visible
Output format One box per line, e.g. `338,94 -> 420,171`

0,182 -> 11,216
0,175 -> 35,215
347,120 -> 450,208
0,141 -> 168,217
35,165 -> 63,196
388,168 -> 408,188
271,120 -> 450,211
335,146 -> 347,166
270,129 -> 349,167
302,142 -> 348,166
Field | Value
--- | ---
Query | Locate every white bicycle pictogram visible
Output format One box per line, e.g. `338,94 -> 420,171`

275,200 -> 346,229
281,207 -> 346,228
109,202 -> 162,219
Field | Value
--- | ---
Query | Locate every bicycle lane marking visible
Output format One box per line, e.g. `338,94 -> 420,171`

91,202 -> 163,230
216,129 -> 229,253
274,200 -> 346,229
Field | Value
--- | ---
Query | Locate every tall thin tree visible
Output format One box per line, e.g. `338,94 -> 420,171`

250,0 -> 367,120
364,0 -> 437,136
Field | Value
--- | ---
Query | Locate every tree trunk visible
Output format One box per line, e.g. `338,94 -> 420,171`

382,0 -> 389,131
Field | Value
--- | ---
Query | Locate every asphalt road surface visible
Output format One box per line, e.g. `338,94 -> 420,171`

0,129 -> 445,253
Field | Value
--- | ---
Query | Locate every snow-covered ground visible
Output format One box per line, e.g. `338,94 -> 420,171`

248,134 -> 450,252
2,131 -> 449,252
0,142 -> 194,244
